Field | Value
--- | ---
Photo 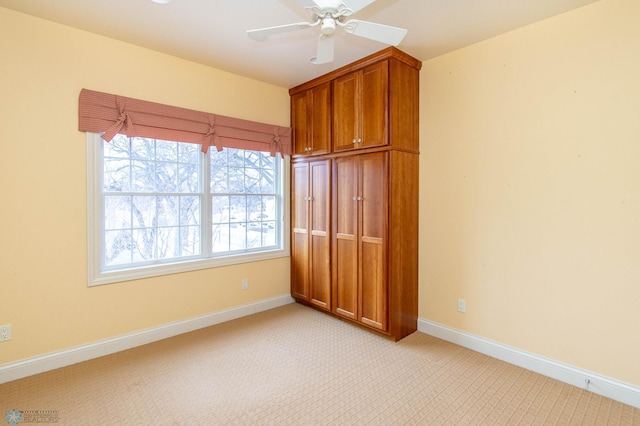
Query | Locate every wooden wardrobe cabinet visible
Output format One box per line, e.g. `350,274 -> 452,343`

289,47 -> 420,341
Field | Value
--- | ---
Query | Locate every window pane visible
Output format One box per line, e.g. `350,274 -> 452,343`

132,160 -> 156,192
131,137 -> 155,159
263,196 -> 276,220
104,159 -> 130,192
132,196 -> 156,228
227,167 -> 244,193
105,230 -> 132,266
210,166 -> 229,193
179,163 -> 199,193
104,136 -> 130,159
157,227 -> 179,259
181,226 -> 201,256
260,152 -> 275,169
212,196 -> 230,223
262,222 -> 276,246
260,168 -> 275,193
156,162 -> 178,193
156,140 -> 177,162
132,228 -> 155,261
104,196 -> 131,230
244,168 -> 260,194
227,149 -> 244,167
180,196 -> 200,226
157,196 -> 179,227
229,196 -> 246,222
212,223 -> 230,252
179,143 -> 199,164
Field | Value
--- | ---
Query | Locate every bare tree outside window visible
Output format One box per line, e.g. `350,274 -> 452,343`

101,135 -> 280,270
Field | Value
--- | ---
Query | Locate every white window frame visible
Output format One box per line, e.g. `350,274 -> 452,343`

86,133 -> 290,286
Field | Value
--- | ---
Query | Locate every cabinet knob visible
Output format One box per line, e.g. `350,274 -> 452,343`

357,138 -> 362,143
352,138 -> 357,144
357,196 -> 363,201
352,196 -> 357,201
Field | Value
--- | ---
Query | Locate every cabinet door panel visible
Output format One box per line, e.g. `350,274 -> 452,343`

360,239 -> 386,330
335,237 -> 357,319
291,92 -> 309,155
291,162 -> 309,299
333,73 -> 359,152
311,234 -> 330,309
360,152 -> 386,240
359,152 -> 388,330
291,232 -> 309,300
333,156 -> 358,319
360,62 -> 388,149
309,160 -> 331,309
309,82 -> 331,155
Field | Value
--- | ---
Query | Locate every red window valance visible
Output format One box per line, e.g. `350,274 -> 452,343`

78,88 -> 292,157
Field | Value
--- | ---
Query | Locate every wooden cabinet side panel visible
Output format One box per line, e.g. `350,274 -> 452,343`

389,59 -> 420,153
387,151 -> 419,339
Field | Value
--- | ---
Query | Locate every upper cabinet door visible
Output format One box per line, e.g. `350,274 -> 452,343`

333,61 -> 388,152
360,61 -> 388,149
291,82 -> 332,156
332,72 -> 359,152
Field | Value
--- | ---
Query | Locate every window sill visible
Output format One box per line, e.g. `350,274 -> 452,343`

88,248 -> 289,287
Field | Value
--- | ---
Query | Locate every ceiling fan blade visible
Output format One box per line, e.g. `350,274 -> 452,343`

341,0 -> 376,14
295,0 -> 321,9
247,22 -> 312,41
342,19 -> 407,46
311,35 -> 335,64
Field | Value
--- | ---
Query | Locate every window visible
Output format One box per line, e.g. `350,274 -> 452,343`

87,133 -> 289,286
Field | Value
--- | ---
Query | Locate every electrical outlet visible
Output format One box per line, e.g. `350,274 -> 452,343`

241,279 -> 249,290
0,324 -> 11,342
457,299 -> 466,313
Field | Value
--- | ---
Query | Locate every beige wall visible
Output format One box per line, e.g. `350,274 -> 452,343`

420,0 -> 640,386
0,8 -> 290,364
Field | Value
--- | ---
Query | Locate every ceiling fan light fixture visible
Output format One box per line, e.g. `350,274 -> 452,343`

321,17 -> 336,35
151,0 -> 172,4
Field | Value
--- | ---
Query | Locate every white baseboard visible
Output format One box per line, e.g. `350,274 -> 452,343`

0,294 -> 295,384
418,318 -> 640,409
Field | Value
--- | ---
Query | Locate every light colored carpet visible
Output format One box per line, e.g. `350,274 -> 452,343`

1,303 -> 638,425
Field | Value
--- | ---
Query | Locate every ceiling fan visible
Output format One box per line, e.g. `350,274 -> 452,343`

247,0 -> 408,65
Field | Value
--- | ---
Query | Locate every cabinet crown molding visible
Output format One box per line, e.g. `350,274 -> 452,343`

289,47 -> 421,95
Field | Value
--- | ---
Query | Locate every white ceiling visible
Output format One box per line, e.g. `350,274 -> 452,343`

0,0 -> 598,88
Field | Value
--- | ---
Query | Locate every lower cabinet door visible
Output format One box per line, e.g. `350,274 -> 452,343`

309,160 -> 331,310
333,156 -> 358,320
333,152 -> 388,330
358,152 -> 388,331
